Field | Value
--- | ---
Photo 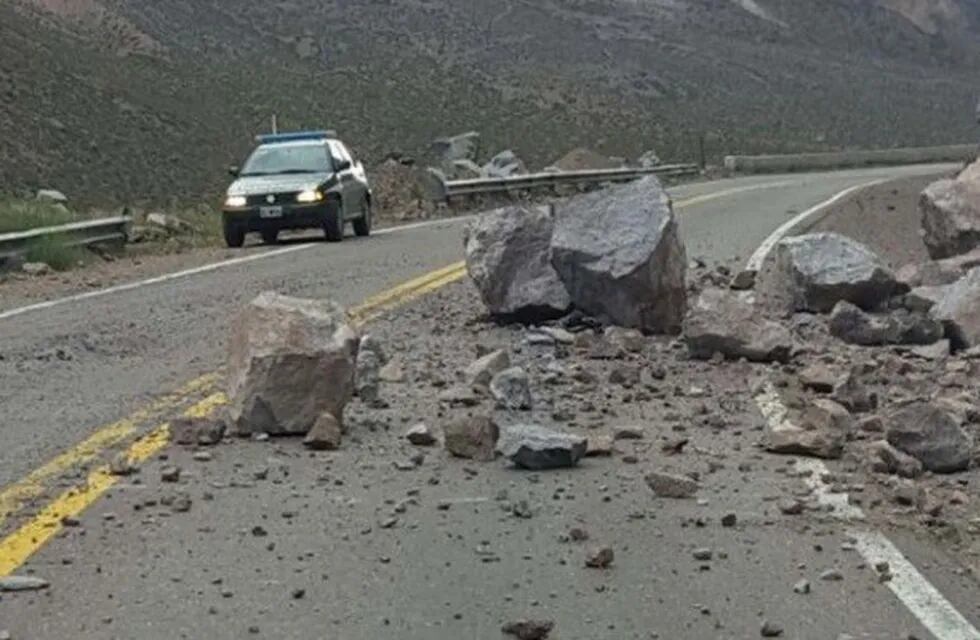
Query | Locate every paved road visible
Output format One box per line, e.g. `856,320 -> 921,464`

0,163 -> 972,640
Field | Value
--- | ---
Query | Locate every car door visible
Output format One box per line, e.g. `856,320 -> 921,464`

333,141 -> 366,213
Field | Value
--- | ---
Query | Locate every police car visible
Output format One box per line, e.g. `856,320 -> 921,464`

222,131 -> 372,247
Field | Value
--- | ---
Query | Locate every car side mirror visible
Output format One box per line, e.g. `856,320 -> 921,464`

335,160 -> 351,172
228,165 -> 240,177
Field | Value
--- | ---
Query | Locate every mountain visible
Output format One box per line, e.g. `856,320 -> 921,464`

2,0 -> 979,205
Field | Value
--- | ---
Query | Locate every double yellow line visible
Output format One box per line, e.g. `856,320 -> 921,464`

0,261 -> 468,577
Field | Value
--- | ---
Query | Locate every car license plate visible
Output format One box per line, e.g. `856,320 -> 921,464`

259,206 -> 283,219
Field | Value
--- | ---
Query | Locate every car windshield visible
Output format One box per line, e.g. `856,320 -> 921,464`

240,143 -> 331,176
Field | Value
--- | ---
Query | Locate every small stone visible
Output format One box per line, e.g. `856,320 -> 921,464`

613,426 -> 644,441
108,453 -> 136,476
0,629 -> 10,640
501,619 -> 555,640
585,435 -> 614,457
498,424 -> 587,470
21,262 -> 52,276
820,569 -> 844,581
304,413 -> 343,451
160,466 -> 181,483
405,423 -> 437,446
0,576 -> 49,591
778,499 -> 804,515
692,548 -> 713,561
444,415 -> 499,462
291,588 -> 306,600
172,494 -> 192,513
490,367 -> 534,410
761,620 -> 784,637
569,527 -> 590,542
192,451 -> 212,462
721,513 -> 737,527
793,579 -> 810,594
585,547 -> 614,569
645,471 -> 700,499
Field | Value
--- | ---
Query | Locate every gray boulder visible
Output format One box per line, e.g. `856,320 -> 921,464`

490,367 -> 533,411
829,301 -> 941,346
769,233 -> 903,313
432,131 -> 480,164
482,150 -> 526,178
551,176 -> 687,333
226,292 -> 359,436
465,349 -> 511,388
766,398 -> 852,459
866,440 -> 924,479
465,206 -> 571,321
886,401 -> 973,473
444,415 -> 499,461
498,424 -> 587,470
684,288 -> 792,362
931,266 -> 980,349
920,160 -> 980,259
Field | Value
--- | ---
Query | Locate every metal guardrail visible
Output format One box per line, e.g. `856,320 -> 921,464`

0,216 -> 130,263
431,164 -> 701,201
724,144 -> 977,174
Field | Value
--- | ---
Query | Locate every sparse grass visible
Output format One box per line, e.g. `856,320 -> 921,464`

0,199 -> 78,234
23,235 -> 90,271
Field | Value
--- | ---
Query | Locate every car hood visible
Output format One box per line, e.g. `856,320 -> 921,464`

227,172 -> 332,196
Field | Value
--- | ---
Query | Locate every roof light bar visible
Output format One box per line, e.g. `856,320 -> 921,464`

255,130 -> 336,144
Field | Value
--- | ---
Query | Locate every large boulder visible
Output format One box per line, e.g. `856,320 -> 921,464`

920,160 -> 980,260
828,301 -> 942,346
482,150 -> 526,178
465,206 -> 572,321
226,292 -> 359,436
931,266 -> 980,349
766,398 -> 852,459
768,233 -> 903,313
432,131 -> 480,165
684,288 -> 792,362
551,176 -> 687,333
886,401 -> 973,473
497,424 -> 587,470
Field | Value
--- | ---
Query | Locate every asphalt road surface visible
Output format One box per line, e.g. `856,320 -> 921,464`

1,163 -> 974,640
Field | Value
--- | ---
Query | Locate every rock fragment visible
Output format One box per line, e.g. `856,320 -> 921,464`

0,576 -> 49,592
490,367 -> 533,410
584,547 -> 614,568
465,350 -> 510,388
645,471 -> 700,498
498,425 -> 587,470
766,399 -> 852,459
502,619 -> 555,640
885,401 -> 973,473
444,415 -> 499,462
405,423 -> 437,446
303,413 -> 343,451
684,288 -> 792,362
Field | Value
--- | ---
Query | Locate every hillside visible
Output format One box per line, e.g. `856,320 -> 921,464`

1,0 -> 979,206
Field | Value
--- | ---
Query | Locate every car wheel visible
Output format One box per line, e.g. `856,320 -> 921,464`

323,198 -> 345,242
223,219 -> 245,248
261,229 -> 279,245
352,198 -> 372,237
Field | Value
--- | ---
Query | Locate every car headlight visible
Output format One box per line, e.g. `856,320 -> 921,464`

225,195 -> 247,208
296,189 -> 323,203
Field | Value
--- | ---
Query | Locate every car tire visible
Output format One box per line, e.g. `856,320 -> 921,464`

261,229 -> 279,245
223,220 -> 245,248
324,198 -> 345,242
352,198 -> 372,237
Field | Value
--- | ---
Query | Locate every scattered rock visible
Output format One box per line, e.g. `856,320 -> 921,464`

584,435 -> 614,457
464,205 -> 571,322
21,262 -> 51,276
490,367 -> 533,410
551,176 -> 687,333
778,499 -> 805,515
160,466 -> 181,483
502,619 -> 554,640
766,399 -> 852,459
645,470 -> 700,498
613,426 -> 644,441
793,579 -> 810,594
432,131 -> 480,165
820,569 -> 843,581
405,423 -> 437,446
830,370 -> 877,414
931,267 -> 980,349
799,363 -> 838,393
920,160 -> 980,259
438,385 -> 483,407
498,424 -> 587,470
171,493 -> 192,513
444,415 -> 500,462
721,513 -> 738,527
866,440 -> 924,479
886,401 -> 973,473
760,620 -> 785,637
482,149 -> 526,178
226,292 -> 359,436
108,453 -> 136,476
171,417 -> 226,446
0,576 -> 49,592
684,288 -> 792,362
355,345 -> 382,406
766,232 -> 903,313
378,358 -> 406,383
605,326 -> 646,353
829,302 -> 942,346
465,350 -> 511,388
584,547 -> 614,569
909,340 -> 950,360
303,412 -> 343,451
692,548 -> 713,561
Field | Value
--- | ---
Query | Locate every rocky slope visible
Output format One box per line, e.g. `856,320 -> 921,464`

2,0 -> 979,205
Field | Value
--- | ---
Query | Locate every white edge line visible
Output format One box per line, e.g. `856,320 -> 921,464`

754,380 -> 980,639
0,216 -> 473,323
744,179 -> 888,273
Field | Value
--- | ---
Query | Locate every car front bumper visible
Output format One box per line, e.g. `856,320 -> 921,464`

222,202 -> 330,232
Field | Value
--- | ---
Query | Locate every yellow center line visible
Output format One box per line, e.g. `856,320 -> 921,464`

0,392 -> 225,577
0,372 -> 219,530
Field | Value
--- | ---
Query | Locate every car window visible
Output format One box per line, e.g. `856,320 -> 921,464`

329,140 -> 352,166
240,143 -> 331,176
